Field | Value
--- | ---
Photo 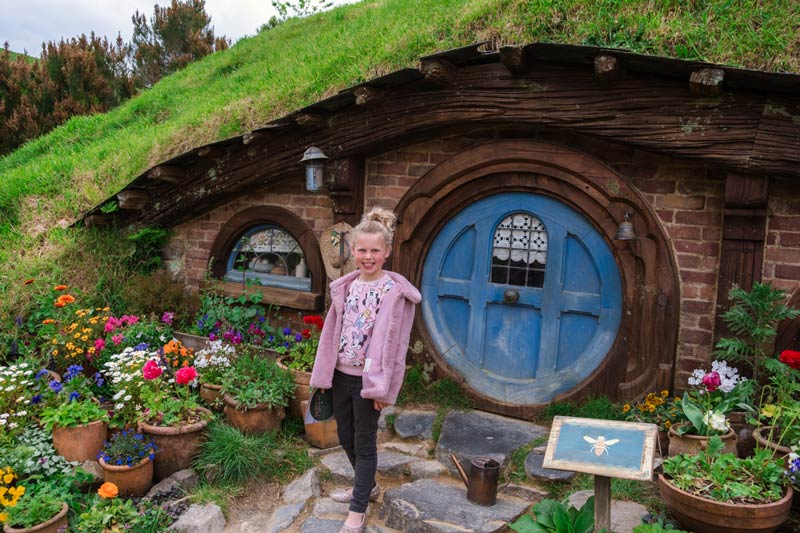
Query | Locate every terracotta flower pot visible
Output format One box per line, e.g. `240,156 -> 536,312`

99,457 -> 154,497
3,502 -> 68,533
199,382 -> 224,409
223,394 -> 285,434
657,473 -> 792,533
301,399 -> 339,449
753,426 -> 792,463
276,358 -> 311,418
667,422 -> 738,457
52,419 -> 107,462
139,407 -> 211,482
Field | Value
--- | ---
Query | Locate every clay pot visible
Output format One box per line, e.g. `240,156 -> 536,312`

3,502 -> 68,533
199,382 -> 224,409
667,423 -> 738,457
99,457 -> 154,497
139,407 -> 211,482
753,426 -> 793,463
276,358 -> 311,418
658,473 -> 792,533
223,395 -> 285,434
301,399 -> 339,449
52,419 -> 107,462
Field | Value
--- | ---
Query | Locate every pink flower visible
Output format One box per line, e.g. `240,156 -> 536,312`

122,315 -> 139,326
175,366 -> 198,385
161,312 -> 175,325
702,371 -> 721,392
142,360 -> 163,380
94,338 -> 106,352
111,334 -> 124,346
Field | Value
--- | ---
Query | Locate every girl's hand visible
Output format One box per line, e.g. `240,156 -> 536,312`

373,400 -> 388,411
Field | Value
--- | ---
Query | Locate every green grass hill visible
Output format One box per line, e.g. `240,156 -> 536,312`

1,0 -> 799,320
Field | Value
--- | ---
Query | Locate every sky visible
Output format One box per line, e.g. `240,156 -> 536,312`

2,0 -> 356,55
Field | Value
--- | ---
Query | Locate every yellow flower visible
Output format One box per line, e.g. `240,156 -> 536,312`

81,336 -> 89,342
622,404 -> 631,413
761,404 -> 778,418
52,350 -> 59,356
664,420 -> 672,429
661,390 -> 669,397
2,472 -> 13,485
0,511 -> 7,522
648,404 -> 656,412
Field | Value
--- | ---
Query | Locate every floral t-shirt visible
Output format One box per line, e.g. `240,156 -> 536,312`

336,274 -> 395,375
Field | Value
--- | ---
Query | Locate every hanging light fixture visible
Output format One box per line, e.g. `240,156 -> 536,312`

300,146 -> 328,192
614,211 -> 637,240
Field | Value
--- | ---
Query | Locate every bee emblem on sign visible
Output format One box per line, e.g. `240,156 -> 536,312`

583,435 -> 620,456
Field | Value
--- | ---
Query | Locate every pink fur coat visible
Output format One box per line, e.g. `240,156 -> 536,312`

309,270 -> 421,405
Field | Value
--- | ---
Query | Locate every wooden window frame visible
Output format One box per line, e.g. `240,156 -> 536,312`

208,206 -> 324,311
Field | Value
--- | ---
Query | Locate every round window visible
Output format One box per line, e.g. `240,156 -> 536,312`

225,225 -> 311,291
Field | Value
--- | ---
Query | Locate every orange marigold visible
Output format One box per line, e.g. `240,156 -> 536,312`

42,319 -> 55,325
98,482 -> 119,499
54,294 -> 76,308
53,284 -> 68,291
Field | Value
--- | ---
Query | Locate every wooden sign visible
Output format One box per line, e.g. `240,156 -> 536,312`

543,416 -> 658,481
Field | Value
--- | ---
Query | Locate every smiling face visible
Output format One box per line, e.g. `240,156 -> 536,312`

352,231 -> 391,282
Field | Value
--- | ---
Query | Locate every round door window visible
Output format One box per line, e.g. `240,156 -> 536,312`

421,192 -> 622,404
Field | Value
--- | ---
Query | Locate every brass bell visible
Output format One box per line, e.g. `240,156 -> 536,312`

614,211 -> 637,240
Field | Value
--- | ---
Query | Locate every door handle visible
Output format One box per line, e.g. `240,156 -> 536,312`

503,289 -> 519,304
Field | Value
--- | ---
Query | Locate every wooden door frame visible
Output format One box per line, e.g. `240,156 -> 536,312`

394,140 -> 680,418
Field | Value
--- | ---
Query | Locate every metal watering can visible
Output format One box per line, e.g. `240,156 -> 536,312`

450,454 -> 500,506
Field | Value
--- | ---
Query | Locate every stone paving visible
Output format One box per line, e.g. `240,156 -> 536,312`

212,408 -> 656,532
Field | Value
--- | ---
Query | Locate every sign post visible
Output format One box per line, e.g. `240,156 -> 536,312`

542,416 -> 658,532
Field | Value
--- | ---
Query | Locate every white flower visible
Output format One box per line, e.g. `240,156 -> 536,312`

115,403 -> 125,410
704,410 -> 730,432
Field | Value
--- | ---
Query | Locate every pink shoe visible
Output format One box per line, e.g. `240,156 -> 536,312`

339,512 -> 366,533
330,484 -> 380,503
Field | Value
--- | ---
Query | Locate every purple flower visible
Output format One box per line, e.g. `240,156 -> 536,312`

49,381 -> 63,393
15,316 -> 23,327
31,394 -> 42,405
65,364 -> 83,381
134,342 -> 149,351
94,372 -> 104,387
283,327 -> 292,336
258,316 -> 266,323
69,391 -> 80,402
35,369 -> 50,380
208,333 -> 217,341
161,311 -> 175,325
294,333 -> 303,342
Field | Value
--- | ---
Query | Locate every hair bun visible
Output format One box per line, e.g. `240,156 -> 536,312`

362,207 -> 396,232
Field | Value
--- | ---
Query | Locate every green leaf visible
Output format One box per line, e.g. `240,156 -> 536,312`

681,392 -> 705,432
509,514 -> 538,533
552,504 -> 572,533
533,500 -> 558,530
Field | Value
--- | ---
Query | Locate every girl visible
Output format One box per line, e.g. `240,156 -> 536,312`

310,207 -> 421,533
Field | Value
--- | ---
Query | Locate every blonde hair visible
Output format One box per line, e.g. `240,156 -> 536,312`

352,207 -> 396,246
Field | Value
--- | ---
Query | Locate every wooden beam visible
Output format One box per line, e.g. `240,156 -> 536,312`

117,189 -> 149,210
690,68 -> 725,97
353,86 -> 383,107
594,54 -> 622,87
197,145 -> 225,159
327,157 -> 364,225
147,165 -> 185,184
294,113 -> 327,129
242,131 -> 266,145
499,45 -> 529,75
83,213 -> 108,227
419,58 -> 457,87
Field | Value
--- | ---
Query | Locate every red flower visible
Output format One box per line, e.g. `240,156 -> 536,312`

779,350 -> 800,370
142,360 -> 163,380
175,366 -> 198,385
702,371 -> 721,392
303,315 -> 324,330
302,329 -> 311,339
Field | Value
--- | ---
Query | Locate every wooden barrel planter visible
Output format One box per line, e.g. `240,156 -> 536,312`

172,331 -> 208,352
658,474 -> 792,533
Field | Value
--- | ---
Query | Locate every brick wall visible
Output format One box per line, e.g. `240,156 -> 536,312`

165,178 -> 333,289
764,178 -> 800,296
166,130 -> 800,395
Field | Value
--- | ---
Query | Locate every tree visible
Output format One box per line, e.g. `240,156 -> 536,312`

130,0 -> 229,87
260,0 -> 334,31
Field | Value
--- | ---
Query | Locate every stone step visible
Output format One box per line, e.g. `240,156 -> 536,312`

379,478 -> 530,533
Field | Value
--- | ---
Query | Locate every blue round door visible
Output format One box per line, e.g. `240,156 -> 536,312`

421,192 -> 622,404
